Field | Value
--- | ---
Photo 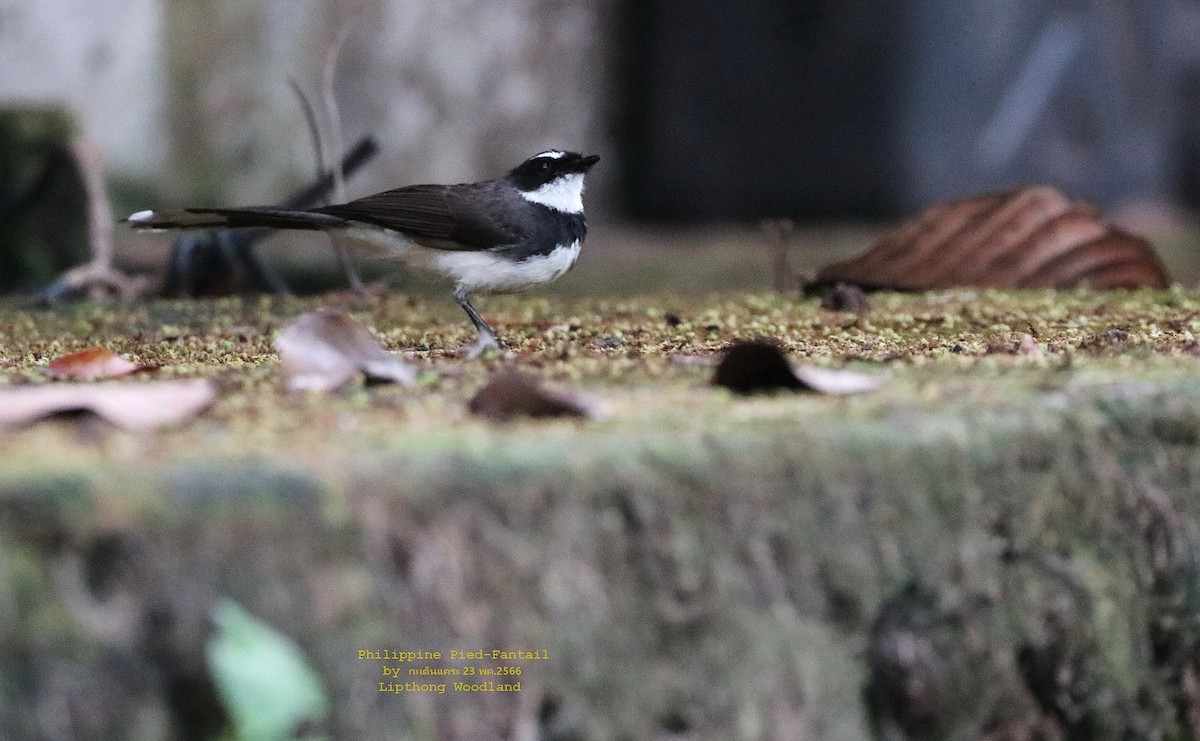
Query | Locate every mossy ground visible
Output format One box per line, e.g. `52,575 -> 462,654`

1,286 -> 1199,479
5,242 -> 1200,738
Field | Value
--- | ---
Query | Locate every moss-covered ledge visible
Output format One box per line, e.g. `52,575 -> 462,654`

2,290 -> 1200,739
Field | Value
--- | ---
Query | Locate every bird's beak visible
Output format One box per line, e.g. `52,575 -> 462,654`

576,154 -> 600,172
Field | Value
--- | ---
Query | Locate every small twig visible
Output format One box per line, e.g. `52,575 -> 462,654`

47,140 -> 148,300
321,19 -> 365,294
288,77 -> 331,189
162,137 -> 377,298
282,136 -> 378,211
322,21 -> 355,203
70,139 -> 114,273
762,218 -> 796,293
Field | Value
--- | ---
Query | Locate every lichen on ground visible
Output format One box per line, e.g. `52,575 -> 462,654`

0,287 -> 1198,476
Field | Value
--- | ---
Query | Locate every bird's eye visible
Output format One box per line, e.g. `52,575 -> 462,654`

536,161 -> 551,173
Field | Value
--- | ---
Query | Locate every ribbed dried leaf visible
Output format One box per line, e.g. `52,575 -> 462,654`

815,186 -> 1168,290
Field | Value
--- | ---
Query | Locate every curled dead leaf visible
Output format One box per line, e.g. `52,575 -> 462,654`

814,186 -> 1168,290
712,340 -> 883,395
791,365 -> 887,395
274,309 -> 419,392
43,347 -> 145,380
0,379 -> 216,431
468,371 -> 596,421
712,341 -> 803,394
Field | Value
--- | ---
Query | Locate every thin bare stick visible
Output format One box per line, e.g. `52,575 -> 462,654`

321,18 -> 365,293
57,139 -> 148,299
70,139 -> 114,270
322,20 -> 355,202
288,76 -> 330,190
762,218 -> 796,293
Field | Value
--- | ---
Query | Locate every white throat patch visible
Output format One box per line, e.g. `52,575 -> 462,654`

521,172 -> 585,214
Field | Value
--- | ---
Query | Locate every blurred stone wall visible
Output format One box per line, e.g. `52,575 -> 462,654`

0,0 -> 616,206
0,0 -> 168,179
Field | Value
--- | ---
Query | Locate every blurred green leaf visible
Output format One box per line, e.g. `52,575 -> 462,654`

206,599 -> 329,740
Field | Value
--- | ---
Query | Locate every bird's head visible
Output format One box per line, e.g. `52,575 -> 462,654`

509,150 -> 600,214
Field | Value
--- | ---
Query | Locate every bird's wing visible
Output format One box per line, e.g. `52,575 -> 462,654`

314,183 -> 516,250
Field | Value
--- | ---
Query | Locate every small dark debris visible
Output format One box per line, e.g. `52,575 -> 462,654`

664,312 -> 683,327
704,324 -> 721,333
596,337 -> 624,349
951,343 -> 964,353
820,282 -> 870,313
1098,328 -> 1130,343
468,371 -> 591,421
1077,328 -> 1133,352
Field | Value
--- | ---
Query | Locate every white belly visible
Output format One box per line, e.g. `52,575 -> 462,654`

345,224 -> 580,293
431,240 -> 581,293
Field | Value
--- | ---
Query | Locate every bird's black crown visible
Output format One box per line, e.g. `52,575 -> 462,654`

507,151 -> 600,192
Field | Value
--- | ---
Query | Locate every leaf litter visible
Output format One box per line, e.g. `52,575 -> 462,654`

274,309 -> 421,392
43,347 -> 146,380
0,379 -> 216,431
469,371 -> 600,421
713,340 -> 884,396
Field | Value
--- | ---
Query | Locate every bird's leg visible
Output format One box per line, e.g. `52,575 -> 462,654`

454,285 -> 501,358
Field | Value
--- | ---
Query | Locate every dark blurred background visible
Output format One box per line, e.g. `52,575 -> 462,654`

621,0 -> 1199,218
1,0 -> 1199,289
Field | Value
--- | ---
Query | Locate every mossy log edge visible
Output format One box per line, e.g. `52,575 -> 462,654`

2,379 -> 1200,739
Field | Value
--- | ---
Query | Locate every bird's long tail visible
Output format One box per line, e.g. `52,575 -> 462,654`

125,207 -> 347,232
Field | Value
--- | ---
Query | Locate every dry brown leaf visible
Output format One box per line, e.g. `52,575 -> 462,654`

274,309 -> 418,392
814,186 -> 1168,290
712,341 -> 804,394
712,340 -> 883,396
0,379 -> 216,430
468,371 -> 596,421
43,347 -> 145,380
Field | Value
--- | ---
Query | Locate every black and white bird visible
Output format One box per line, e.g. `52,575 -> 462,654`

127,150 -> 600,356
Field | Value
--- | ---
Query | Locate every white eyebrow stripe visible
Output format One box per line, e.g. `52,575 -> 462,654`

534,150 -> 565,159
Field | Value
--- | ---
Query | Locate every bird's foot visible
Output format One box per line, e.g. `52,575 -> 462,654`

463,334 -> 503,359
